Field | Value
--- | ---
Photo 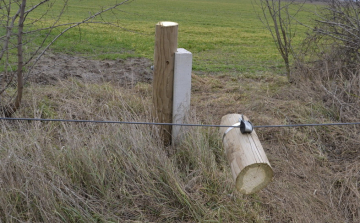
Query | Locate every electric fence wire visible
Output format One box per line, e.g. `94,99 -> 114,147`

1,117 -> 360,129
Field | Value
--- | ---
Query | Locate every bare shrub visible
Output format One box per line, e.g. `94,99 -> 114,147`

257,0 -> 305,81
296,0 -> 360,121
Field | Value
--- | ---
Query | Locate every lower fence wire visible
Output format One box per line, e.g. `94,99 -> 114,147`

1,117 -> 360,129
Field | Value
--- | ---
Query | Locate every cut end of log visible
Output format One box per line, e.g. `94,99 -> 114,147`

220,114 -> 274,194
236,163 -> 273,194
158,21 -> 178,27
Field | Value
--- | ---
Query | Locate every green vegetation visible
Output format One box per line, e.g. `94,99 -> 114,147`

30,0 -> 312,73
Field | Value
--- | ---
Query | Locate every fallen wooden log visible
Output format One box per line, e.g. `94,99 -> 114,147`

220,114 -> 273,194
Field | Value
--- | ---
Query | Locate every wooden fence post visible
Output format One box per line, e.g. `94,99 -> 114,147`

219,114 -> 273,194
153,21 -> 178,145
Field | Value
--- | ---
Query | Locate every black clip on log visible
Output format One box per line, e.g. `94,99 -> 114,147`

240,115 -> 253,134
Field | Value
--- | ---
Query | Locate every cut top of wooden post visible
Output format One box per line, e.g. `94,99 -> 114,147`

158,21 -> 178,27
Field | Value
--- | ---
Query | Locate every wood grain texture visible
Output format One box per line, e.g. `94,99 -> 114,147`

153,21 -> 178,145
220,114 -> 273,194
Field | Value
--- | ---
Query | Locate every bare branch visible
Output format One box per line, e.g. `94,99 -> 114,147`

23,0 -> 69,67
0,1 -> 21,61
24,0 -> 50,14
1,0 -> 25,116
25,0 -> 132,79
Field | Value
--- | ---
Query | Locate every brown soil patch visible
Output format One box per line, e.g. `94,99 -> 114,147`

28,53 -> 153,87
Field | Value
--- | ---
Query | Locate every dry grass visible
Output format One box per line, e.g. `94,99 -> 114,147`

0,70 -> 359,222
0,79 -> 260,222
248,79 -> 360,222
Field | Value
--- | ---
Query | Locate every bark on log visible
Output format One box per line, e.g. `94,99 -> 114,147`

220,114 -> 273,194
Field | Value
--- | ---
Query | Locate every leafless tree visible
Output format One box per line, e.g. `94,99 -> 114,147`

311,0 -> 360,75
257,0 -> 304,81
0,0 -> 132,117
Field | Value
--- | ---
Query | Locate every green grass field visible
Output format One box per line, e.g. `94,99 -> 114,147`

29,0 -> 313,74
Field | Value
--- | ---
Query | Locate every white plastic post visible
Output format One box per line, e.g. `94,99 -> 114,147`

172,48 -> 192,145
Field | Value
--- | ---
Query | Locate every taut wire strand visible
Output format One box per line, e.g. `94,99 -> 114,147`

1,117 -> 360,129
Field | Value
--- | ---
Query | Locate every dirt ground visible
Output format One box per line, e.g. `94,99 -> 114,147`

28,53 -> 153,87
